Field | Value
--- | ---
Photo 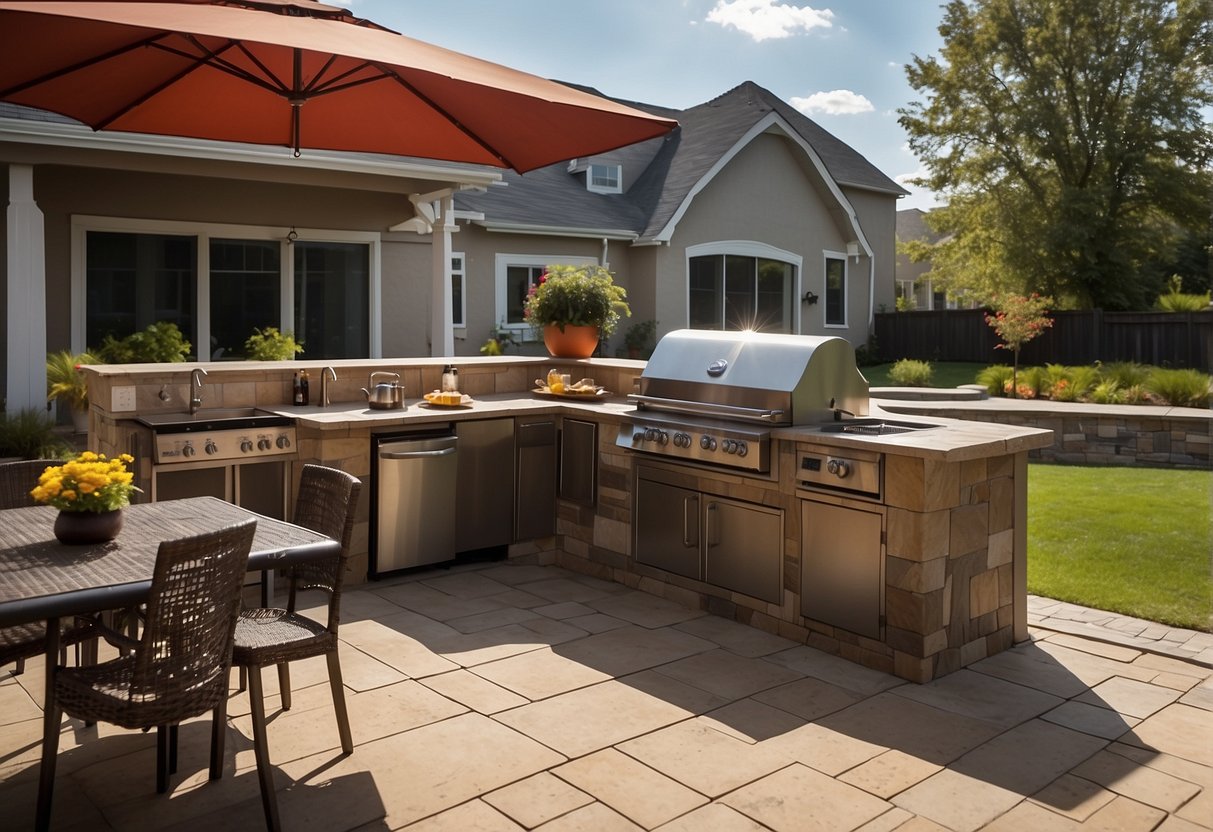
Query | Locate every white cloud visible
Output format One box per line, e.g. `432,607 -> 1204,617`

706,0 -> 834,42
789,89 -> 874,115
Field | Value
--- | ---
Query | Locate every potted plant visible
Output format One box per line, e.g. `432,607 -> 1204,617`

523,264 -> 630,358
621,319 -> 658,359
46,350 -> 101,433
244,327 -> 305,360
31,451 -> 139,543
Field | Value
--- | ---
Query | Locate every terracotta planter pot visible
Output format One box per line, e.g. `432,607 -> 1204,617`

543,324 -> 600,358
53,509 -> 123,545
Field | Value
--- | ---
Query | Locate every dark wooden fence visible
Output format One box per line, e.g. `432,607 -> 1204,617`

874,309 -> 1213,371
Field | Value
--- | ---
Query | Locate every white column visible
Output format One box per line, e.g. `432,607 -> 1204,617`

6,164 -> 47,412
429,194 -> 455,357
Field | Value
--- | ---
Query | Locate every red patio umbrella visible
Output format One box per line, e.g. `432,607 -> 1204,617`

0,0 -> 675,171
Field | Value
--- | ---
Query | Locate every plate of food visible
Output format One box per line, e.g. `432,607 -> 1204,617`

422,391 -> 474,408
532,378 -> 610,400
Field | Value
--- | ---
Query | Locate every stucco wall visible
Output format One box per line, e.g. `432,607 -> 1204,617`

844,186 -> 899,321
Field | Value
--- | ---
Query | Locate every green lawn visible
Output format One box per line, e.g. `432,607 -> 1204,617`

1028,464 -> 1213,631
861,361 -> 987,389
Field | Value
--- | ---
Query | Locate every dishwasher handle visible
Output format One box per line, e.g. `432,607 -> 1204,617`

380,446 -> 456,460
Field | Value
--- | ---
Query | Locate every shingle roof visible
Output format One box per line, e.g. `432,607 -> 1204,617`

455,80 -> 907,241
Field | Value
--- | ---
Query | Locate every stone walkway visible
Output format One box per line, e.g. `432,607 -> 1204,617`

2,561 -> 1210,831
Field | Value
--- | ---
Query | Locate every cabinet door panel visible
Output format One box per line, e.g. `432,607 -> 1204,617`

801,500 -> 882,639
635,478 -> 700,580
704,497 -> 783,603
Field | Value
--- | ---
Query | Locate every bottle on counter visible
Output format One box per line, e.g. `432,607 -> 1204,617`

293,372 -> 304,405
300,369 -> 310,406
441,365 -> 459,393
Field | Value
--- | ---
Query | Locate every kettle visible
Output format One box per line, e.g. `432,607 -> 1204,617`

361,371 -> 404,410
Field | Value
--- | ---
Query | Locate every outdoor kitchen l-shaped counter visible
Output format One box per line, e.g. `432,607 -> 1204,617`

83,351 -> 1051,683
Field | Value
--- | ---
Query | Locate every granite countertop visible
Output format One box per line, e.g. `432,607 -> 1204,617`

257,394 -> 1053,461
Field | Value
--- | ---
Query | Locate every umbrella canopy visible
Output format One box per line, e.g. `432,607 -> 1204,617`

0,0 -> 676,172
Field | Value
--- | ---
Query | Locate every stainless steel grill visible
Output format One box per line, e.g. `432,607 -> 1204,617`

617,330 -> 870,473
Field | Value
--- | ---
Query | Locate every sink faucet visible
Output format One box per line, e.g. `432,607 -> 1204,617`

828,396 -> 855,421
321,366 -> 337,407
189,367 -> 207,415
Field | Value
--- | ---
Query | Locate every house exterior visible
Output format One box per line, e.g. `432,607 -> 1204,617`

894,207 -> 976,311
450,82 -> 907,357
2,80 -> 905,411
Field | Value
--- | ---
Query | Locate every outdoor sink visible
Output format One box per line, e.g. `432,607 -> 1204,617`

135,408 -> 293,432
818,418 -> 940,436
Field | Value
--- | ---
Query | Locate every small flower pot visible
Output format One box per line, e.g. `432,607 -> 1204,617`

54,509 -> 123,545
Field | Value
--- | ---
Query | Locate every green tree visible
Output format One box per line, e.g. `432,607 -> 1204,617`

900,0 -> 1213,309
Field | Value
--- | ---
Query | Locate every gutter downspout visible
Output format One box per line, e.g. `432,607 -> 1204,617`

868,254 -> 876,332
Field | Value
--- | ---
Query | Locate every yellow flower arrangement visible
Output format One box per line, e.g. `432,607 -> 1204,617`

31,452 -> 139,513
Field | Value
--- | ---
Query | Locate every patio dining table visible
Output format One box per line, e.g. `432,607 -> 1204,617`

0,495 -> 340,831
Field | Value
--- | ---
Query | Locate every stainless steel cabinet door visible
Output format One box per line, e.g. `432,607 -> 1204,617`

634,477 -> 701,580
703,496 -> 783,603
801,499 -> 883,639
455,419 -> 516,552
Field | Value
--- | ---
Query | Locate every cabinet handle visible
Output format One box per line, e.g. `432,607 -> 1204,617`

706,501 -> 719,548
683,495 -> 699,548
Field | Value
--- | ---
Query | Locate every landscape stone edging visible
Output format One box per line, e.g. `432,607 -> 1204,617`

874,393 -> 1212,469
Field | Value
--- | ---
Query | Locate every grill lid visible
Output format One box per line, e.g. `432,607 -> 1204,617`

633,329 -> 869,425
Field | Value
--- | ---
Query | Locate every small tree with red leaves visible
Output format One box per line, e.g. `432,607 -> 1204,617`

985,294 -> 1054,398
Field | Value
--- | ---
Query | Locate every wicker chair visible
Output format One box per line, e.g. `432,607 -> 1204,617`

0,459 -> 95,676
232,464 -> 361,832
37,518 -> 257,822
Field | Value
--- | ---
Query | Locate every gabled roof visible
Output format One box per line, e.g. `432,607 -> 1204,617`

897,207 -> 952,245
455,81 -> 906,243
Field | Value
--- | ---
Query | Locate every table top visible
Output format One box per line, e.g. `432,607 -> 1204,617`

0,496 -> 339,628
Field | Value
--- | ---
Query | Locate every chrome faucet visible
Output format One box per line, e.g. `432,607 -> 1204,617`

189,367 -> 207,415
321,366 -> 337,407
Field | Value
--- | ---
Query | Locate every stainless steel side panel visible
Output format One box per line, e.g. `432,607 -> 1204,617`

516,418 -> 556,541
375,435 -> 457,574
455,419 -> 516,552
801,499 -> 883,639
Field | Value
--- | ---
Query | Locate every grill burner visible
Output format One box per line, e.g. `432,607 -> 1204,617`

618,330 -> 871,473
820,420 -> 936,437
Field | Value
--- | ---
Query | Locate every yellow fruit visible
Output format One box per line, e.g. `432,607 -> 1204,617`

550,381 -> 564,394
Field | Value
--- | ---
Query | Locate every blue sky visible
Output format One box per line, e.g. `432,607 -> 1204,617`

354,0 -> 947,210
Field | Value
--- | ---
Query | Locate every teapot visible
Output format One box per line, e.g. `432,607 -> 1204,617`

361,371 -> 404,410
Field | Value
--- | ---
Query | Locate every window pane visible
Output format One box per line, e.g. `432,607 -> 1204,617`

506,265 -> 544,324
723,255 -> 756,331
756,258 -> 793,333
293,242 -> 369,359
85,231 -> 197,353
451,255 -> 464,326
825,257 -> 845,326
210,239 -> 280,359
688,255 -> 723,329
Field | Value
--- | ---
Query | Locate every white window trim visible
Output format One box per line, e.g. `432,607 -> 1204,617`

823,250 -> 848,329
493,253 -> 597,340
587,163 -> 622,194
684,241 -> 803,331
71,215 -> 382,357
451,251 -> 466,334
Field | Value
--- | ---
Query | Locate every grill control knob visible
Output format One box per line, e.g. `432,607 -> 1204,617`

644,428 -> 659,442
276,434 -> 291,449
657,430 -> 669,445
736,441 -> 748,457
204,440 -> 218,455
241,439 -> 254,453
633,430 -> 645,443
700,435 -> 716,451
827,459 -> 851,479
258,438 -> 272,451
181,443 -> 196,458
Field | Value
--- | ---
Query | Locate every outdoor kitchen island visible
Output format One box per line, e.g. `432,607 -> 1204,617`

84,349 -> 1051,683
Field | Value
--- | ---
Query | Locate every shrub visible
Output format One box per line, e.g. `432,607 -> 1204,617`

977,364 -> 1014,396
244,327 -> 303,360
0,408 -> 73,459
46,350 -> 101,411
1089,380 -> 1124,404
1046,364 -> 1098,402
1156,275 -> 1211,312
1100,361 -> 1150,389
889,359 -> 934,386
95,322 -> 191,363
1145,368 -> 1212,408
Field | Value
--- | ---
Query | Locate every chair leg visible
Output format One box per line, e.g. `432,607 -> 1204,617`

239,664 -> 247,692
14,657 -> 24,676
35,699 -> 62,832
155,726 -> 170,794
169,723 -> 179,775
277,663 -> 291,711
325,651 -> 353,755
247,668 -> 282,832
210,700 -> 227,781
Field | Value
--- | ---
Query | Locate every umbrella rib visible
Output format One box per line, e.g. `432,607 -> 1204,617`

372,62 -> 513,168
0,33 -> 165,98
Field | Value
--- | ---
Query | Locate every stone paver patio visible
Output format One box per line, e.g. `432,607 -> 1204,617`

2,560 -> 1210,831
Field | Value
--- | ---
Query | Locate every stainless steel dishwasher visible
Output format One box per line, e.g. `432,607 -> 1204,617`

371,430 -> 457,577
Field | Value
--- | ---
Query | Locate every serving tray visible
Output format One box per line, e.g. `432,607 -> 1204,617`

531,386 -> 611,401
